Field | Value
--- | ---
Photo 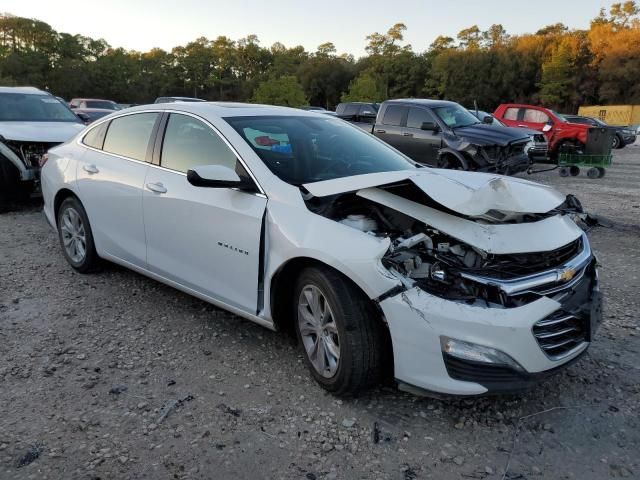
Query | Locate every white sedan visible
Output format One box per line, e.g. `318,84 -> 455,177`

41,102 -> 601,396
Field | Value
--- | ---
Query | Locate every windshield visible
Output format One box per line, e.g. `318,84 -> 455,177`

434,105 -> 480,128
551,110 -> 567,122
0,93 -> 81,122
225,115 -> 416,185
86,100 -> 118,110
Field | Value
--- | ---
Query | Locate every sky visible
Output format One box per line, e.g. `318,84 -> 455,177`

2,0 -> 619,56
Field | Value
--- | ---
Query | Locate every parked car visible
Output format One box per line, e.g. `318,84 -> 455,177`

468,109 -> 548,162
154,96 -> 206,104
563,115 -> 636,149
0,87 -> 85,210
300,106 -> 326,111
335,102 -> 379,131
74,108 -> 114,125
42,103 -> 601,397
494,104 -> 590,158
368,99 -> 531,174
69,98 -> 120,110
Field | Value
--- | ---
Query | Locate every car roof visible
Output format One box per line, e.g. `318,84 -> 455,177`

124,101 -> 328,119
384,98 -> 460,108
74,107 -> 115,112
72,98 -> 115,102
0,86 -> 49,95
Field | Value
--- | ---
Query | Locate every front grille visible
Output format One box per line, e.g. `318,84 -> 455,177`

533,311 -> 588,359
473,237 -> 583,280
532,265 -> 595,359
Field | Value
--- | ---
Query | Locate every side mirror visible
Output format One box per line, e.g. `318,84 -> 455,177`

542,124 -> 552,132
421,121 -> 439,132
76,112 -> 90,123
187,165 -> 255,191
482,115 -> 494,124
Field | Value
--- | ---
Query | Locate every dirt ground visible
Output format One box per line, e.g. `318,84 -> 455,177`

1,144 -> 639,480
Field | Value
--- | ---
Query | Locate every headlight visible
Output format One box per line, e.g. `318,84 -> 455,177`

440,336 -> 525,371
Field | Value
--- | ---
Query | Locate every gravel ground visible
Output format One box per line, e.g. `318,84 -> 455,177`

1,145 -> 639,480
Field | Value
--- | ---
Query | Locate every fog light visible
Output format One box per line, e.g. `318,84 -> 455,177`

440,336 -> 525,372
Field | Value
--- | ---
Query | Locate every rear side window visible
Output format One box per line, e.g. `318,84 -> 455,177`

103,113 -> 158,161
406,108 -> 435,129
342,104 -> 359,116
503,107 -> 520,120
523,109 -> 549,123
161,113 -> 237,173
382,105 -> 407,126
82,122 -> 109,149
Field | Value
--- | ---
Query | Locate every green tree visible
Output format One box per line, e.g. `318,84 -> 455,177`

341,72 -> 384,102
539,43 -> 574,108
252,75 -> 306,106
457,25 -> 482,49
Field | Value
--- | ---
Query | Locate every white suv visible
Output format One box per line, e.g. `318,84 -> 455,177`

41,102 -> 601,396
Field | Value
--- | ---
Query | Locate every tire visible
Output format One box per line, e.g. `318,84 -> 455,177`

293,266 -> 388,396
0,155 -> 21,213
559,167 -> 570,177
587,167 -> 600,179
437,154 -> 467,170
569,166 -> 580,176
597,167 -> 606,178
612,134 -> 621,149
56,196 -> 100,273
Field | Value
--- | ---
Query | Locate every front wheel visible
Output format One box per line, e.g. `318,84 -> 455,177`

57,197 -> 100,273
294,266 -> 388,396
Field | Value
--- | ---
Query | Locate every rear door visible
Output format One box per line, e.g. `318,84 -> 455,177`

143,112 -> 267,313
76,112 -> 159,266
373,104 -> 408,150
400,107 -> 442,165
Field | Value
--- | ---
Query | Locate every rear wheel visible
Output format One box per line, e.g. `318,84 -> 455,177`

569,166 -> 580,176
587,167 -> 600,179
294,266 -> 387,396
57,197 -> 100,273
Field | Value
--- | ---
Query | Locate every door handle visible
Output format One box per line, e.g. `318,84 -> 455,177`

146,182 -> 167,194
83,164 -> 99,174
375,129 -> 386,134
403,132 -> 413,137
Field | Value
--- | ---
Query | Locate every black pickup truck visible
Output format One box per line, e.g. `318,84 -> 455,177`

343,99 -> 533,175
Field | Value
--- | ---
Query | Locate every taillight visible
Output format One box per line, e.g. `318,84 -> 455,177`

39,153 -> 49,167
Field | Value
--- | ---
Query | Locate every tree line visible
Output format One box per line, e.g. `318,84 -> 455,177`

1,2 -> 639,112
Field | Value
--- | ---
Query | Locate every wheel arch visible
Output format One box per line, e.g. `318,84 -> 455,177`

437,148 -> 471,170
269,256 -> 388,336
53,188 -> 81,225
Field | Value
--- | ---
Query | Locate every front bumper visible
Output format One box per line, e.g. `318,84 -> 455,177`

622,134 -> 637,145
480,153 -> 530,175
379,244 -> 600,396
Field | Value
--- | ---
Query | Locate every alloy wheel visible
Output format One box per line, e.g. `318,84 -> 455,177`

60,207 -> 87,263
297,285 -> 341,378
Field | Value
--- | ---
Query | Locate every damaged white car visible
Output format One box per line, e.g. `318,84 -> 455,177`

0,87 -> 85,210
41,103 -> 602,396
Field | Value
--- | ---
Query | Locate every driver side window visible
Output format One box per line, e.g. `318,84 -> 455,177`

161,114 -> 238,173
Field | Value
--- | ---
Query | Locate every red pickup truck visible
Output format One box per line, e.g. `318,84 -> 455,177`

494,104 -> 589,158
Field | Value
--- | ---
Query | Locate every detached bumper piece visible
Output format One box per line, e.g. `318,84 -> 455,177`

443,349 -> 588,394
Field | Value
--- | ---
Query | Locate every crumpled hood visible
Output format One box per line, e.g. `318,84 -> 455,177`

304,168 -> 566,218
450,123 -> 530,146
0,121 -> 85,143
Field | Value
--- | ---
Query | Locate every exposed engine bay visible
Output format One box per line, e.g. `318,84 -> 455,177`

304,179 -> 586,309
1,140 -> 57,170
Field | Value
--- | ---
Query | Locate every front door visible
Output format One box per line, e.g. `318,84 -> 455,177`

401,107 -> 442,165
143,113 -> 267,313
